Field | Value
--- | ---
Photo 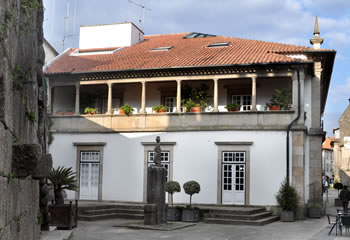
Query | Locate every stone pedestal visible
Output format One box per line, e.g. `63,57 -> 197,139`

144,166 -> 167,225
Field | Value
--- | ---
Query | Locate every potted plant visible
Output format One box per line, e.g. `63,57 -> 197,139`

84,107 -> 97,115
152,105 -> 169,113
334,182 -> 344,206
182,180 -> 200,222
275,179 -> 299,222
307,202 -> 322,218
182,84 -> 211,112
120,104 -> 134,116
225,103 -> 241,112
48,166 -> 78,229
183,99 -> 201,112
266,88 -> 291,110
165,181 -> 182,221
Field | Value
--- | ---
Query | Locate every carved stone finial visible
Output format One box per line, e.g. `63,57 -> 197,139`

154,136 -> 162,166
314,16 -> 320,35
310,16 -> 324,49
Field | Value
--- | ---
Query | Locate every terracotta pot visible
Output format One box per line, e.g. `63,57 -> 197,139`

190,107 -> 201,112
269,105 -> 281,111
155,109 -> 166,114
120,109 -> 125,115
228,107 -> 240,112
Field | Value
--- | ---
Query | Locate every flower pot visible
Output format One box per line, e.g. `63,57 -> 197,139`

269,105 -> 281,111
49,201 -> 78,229
182,209 -> 200,222
120,109 -> 125,115
155,109 -> 166,114
167,207 -> 182,221
280,210 -> 295,222
190,107 -> 201,113
308,208 -> 321,218
228,107 -> 240,112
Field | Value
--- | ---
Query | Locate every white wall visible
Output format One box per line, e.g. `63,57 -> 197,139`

52,86 -> 75,113
50,130 -> 287,206
79,23 -> 143,49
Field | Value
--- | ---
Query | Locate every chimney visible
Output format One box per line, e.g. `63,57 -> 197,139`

310,16 -> 324,49
79,22 -> 144,49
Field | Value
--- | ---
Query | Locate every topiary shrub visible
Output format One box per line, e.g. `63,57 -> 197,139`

165,181 -> 181,207
334,182 -> 344,198
183,180 -> 200,208
275,179 -> 299,211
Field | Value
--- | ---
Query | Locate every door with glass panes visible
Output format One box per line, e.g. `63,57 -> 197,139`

222,151 -> 246,204
79,151 -> 100,200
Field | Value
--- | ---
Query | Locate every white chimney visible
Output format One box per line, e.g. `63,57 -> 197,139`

79,22 -> 144,49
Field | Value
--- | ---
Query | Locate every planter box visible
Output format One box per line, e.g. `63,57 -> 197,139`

335,198 -> 343,207
280,210 -> 295,222
269,105 -> 281,111
308,208 -> 321,218
167,207 -> 182,221
182,209 -> 200,222
190,107 -> 201,113
49,201 -> 78,229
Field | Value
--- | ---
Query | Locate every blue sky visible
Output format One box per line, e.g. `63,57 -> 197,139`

43,0 -> 350,136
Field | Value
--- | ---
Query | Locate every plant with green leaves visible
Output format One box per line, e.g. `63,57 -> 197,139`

48,166 -> 78,205
225,103 -> 241,111
84,107 -> 97,114
275,179 -> 299,211
165,181 -> 181,207
267,88 -> 291,110
152,105 -> 169,113
120,104 -> 134,116
182,99 -> 200,112
183,180 -> 200,208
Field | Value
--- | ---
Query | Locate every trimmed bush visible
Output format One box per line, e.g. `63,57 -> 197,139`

165,181 -> 181,207
275,179 -> 299,211
183,180 -> 200,208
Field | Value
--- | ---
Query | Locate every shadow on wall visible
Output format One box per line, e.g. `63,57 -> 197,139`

339,169 -> 350,186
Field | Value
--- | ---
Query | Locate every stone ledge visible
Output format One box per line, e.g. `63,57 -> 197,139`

113,220 -> 196,231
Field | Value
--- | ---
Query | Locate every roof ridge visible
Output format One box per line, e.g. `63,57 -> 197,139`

145,32 -> 189,37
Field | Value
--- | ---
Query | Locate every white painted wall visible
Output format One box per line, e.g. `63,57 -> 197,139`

52,86 -> 75,113
50,130 -> 287,206
79,22 -> 143,49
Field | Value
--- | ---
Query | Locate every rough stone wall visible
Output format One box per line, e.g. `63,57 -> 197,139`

0,0 -> 46,239
339,104 -> 350,146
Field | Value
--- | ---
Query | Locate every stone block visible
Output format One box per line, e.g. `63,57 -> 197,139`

12,144 -> 42,177
292,167 -> 304,177
33,153 -> 52,179
310,160 -> 321,168
0,57 -> 13,131
0,123 -> 12,176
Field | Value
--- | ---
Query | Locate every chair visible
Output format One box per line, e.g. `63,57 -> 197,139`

328,214 -> 339,236
339,215 -> 350,236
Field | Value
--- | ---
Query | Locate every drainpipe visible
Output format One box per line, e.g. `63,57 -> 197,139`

286,64 -> 301,183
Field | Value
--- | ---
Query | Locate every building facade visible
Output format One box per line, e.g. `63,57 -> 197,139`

45,21 -> 335,215
322,137 -> 333,180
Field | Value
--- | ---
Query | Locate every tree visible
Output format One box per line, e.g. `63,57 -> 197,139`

165,181 -> 181,207
183,180 -> 200,208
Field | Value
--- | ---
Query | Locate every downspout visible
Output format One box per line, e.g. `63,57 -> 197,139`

286,64 -> 301,183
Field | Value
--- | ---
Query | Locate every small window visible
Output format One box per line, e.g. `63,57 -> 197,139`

184,32 -> 216,39
151,46 -> 173,52
208,42 -> 230,48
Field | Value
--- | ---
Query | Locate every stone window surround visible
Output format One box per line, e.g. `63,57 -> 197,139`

141,141 -> 176,202
73,142 -> 106,201
215,141 -> 253,205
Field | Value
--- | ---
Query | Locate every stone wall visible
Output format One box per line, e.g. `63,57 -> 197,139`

339,104 -> 350,146
0,0 -> 47,239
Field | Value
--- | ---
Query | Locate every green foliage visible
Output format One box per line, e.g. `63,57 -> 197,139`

306,202 -> 322,209
21,0 -> 41,19
182,99 -> 200,112
7,172 -> 16,184
225,103 -> 241,111
48,131 -> 54,145
37,210 -> 43,225
266,88 -> 291,110
0,7 -> 16,35
152,105 -> 169,113
183,180 -> 200,208
165,181 -> 181,207
275,179 -> 299,211
84,107 -> 97,114
181,84 -> 211,112
25,111 -> 36,122
120,104 -> 134,116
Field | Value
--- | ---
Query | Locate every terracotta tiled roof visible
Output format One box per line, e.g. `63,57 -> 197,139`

45,33 -> 327,75
323,137 -> 332,150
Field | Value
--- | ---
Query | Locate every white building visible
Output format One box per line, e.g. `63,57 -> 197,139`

44,21 -> 335,216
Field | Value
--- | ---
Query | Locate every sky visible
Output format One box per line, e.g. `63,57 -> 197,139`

42,0 -> 350,136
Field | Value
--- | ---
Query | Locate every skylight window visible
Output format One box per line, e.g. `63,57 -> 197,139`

207,42 -> 230,48
184,32 -> 216,39
151,46 -> 173,51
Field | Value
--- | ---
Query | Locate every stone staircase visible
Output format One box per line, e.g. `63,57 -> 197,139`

78,204 -> 145,221
202,206 -> 279,226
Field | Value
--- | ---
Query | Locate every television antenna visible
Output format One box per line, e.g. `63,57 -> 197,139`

128,0 -> 151,31
62,0 -> 73,51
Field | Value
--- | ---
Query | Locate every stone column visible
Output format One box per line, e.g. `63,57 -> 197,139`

292,67 -> 305,124
213,78 -> 219,112
311,62 -> 322,128
140,81 -> 146,114
48,86 -> 53,114
107,83 -> 113,114
251,77 -> 257,111
74,84 -> 80,115
176,80 -> 182,113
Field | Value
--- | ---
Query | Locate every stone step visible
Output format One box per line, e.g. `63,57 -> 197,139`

81,208 -> 144,216
211,211 -> 272,220
203,215 -> 279,226
78,212 -> 144,221
79,204 -> 144,212
204,207 -> 266,215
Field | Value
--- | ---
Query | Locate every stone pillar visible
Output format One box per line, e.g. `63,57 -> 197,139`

308,133 -> 323,202
140,81 -> 146,114
176,80 -> 182,113
107,83 -> 113,114
144,166 -> 167,225
48,86 -> 53,114
74,84 -> 80,115
213,78 -> 219,112
311,62 -> 322,128
251,77 -> 257,111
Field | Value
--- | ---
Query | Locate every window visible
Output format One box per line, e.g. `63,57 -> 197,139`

165,97 -> 176,113
232,95 -> 251,111
151,46 -> 173,51
147,151 -> 170,181
208,42 -> 230,48
184,32 -> 216,39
